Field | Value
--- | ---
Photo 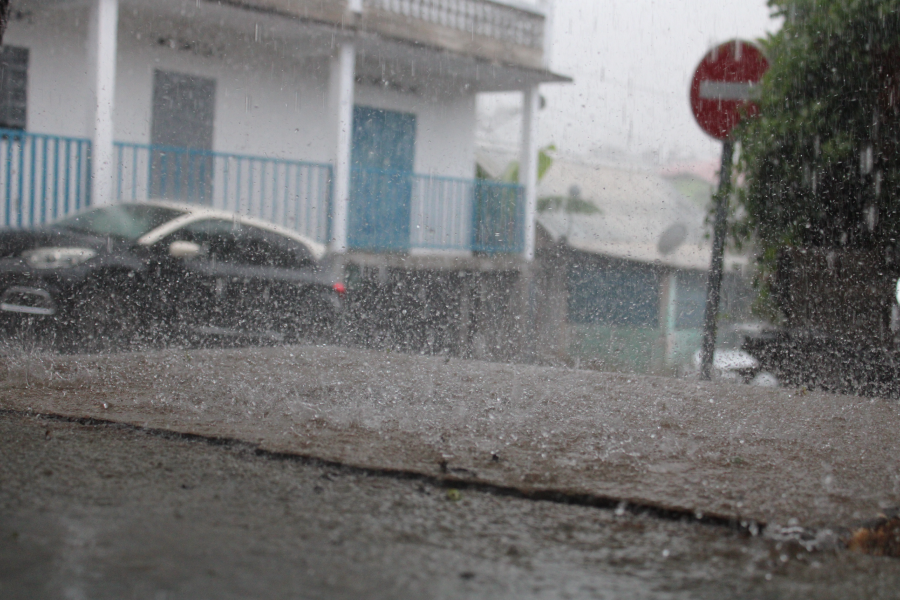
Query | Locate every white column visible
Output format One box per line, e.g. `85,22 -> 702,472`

540,0 -> 555,70
88,0 -> 119,206
328,42 -> 355,253
520,85 -> 540,261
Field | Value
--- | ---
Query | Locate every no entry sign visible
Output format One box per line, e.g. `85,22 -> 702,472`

690,40 -> 769,141
691,39 -> 769,380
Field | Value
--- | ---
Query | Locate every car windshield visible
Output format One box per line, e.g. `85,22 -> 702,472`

54,205 -> 185,240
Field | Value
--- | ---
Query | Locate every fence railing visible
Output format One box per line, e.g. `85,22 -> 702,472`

351,167 -> 524,253
365,0 -> 545,50
114,142 -> 333,244
471,178 -> 524,254
0,130 -> 92,228
0,135 -> 523,255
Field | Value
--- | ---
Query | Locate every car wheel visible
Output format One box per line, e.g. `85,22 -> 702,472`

749,371 -> 779,387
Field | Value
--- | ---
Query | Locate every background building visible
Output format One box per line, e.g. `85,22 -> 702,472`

531,158 -> 752,373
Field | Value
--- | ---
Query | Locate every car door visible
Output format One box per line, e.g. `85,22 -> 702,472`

219,223 -> 314,336
158,217 -> 321,340
232,223 -> 339,338
154,217 -> 242,338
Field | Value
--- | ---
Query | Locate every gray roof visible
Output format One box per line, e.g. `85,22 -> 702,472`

537,159 -> 745,272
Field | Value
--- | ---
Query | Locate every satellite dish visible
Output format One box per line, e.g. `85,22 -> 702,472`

657,223 -> 688,255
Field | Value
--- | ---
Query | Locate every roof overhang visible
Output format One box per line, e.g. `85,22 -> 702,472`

31,0 -> 570,94
538,218 -> 748,273
352,29 -> 571,94
203,0 -> 572,93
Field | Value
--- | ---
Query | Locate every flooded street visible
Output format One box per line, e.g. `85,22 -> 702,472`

2,345 -> 900,598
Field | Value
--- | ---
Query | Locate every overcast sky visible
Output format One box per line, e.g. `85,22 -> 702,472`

479,0 -> 782,167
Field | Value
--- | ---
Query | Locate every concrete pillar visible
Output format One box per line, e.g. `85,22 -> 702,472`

539,0 -> 555,70
328,42 -> 356,253
659,270 -> 678,366
88,0 -> 119,206
535,243 -> 570,363
520,85 -> 540,261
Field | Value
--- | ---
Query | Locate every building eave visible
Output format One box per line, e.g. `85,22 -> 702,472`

205,0 -> 570,88
352,28 -> 570,94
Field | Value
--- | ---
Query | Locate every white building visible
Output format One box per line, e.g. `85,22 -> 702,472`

532,158 -> 752,373
2,0 -> 567,263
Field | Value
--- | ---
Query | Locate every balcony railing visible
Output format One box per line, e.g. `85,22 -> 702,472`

0,130 -> 92,228
351,167 -> 524,254
414,171 -> 524,254
1,135 -> 524,256
364,0 -> 545,50
114,142 -> 333,245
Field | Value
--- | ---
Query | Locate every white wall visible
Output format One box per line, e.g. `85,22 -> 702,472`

114,6 -> 335,164
4,5 -> 92,139
9,1 -> 477,178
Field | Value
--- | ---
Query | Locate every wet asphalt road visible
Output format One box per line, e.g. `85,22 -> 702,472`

4,344 -> 899,531
3,411 -> 900,599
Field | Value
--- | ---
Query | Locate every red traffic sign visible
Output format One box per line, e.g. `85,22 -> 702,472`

690,40 -> 769,141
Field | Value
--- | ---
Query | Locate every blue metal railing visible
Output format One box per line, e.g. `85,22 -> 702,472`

0,129 -> 92,228
114,142 -> 333,244
351,167 -> 524,254
471,178 -> 525,254
0,133 -> 523,254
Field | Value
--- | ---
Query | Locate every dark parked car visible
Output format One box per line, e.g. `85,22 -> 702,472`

0,201 -> 345,351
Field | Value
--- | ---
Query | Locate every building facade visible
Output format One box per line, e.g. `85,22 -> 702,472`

532,159 -> 752,374
2,0 -> 566,263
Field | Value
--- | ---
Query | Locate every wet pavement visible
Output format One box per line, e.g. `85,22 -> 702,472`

1,344 -> 898,533
3,410 -> 900,599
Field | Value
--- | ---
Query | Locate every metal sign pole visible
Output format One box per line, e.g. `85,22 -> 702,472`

700,140 -> 734,380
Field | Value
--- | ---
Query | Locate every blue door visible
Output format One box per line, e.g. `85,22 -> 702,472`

349,106 -> 417,251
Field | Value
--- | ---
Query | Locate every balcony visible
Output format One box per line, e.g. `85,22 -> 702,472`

225,0 -> 547,70
0,133 -> 524,255
114,142 -> 334,245
350,167 -> 524,253
360,0 -> 546,69
0,129 -> 91,229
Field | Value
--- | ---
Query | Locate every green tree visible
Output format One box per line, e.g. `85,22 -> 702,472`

737,0 -> 900,257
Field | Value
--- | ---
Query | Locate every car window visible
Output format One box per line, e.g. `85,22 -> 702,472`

236,225 -> 315,269
55,204 -> 186,240
164,218 -> 241,263
168,218 -> 238,245
165,219 -> 313,269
